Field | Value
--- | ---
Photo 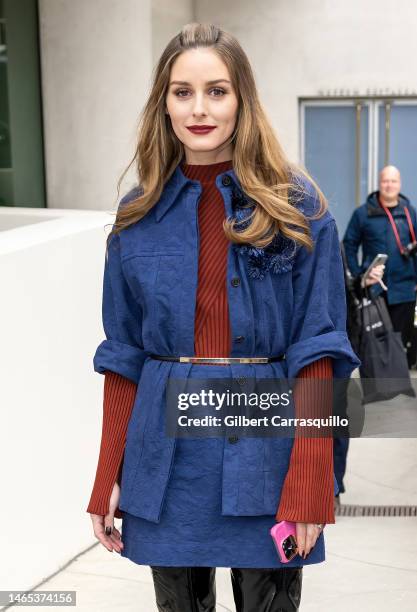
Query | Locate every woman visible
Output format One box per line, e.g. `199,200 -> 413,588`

86,22 -> 360,611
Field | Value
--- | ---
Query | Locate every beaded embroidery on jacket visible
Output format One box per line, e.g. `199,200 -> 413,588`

230,185 -> 303,280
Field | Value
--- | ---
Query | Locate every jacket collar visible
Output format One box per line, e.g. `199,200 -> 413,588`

154,161 -> 242,223
366,190 -> 411,217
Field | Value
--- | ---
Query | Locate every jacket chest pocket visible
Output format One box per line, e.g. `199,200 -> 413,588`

122,252 -> 185,352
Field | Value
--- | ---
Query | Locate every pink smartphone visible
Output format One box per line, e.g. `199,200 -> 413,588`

270,521 -> 298,563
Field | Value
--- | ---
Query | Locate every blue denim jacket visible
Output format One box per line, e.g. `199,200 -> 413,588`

93,163 -> 361,523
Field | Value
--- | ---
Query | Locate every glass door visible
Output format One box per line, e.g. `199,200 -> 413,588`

301,98 -> 417,238
301,101 -> 369,237
377,101 -> 417,205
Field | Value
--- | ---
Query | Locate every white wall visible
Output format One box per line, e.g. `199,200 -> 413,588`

38,0 -> 417,211
152,0 -> 193,66
195,0 -> 417,161
38,0 -> 152,211
0,209 -> 113,590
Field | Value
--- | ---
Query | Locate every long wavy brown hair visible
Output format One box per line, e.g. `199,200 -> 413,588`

107,22 -> 327,252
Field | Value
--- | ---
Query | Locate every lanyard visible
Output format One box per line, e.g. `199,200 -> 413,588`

379,198 -> 417,254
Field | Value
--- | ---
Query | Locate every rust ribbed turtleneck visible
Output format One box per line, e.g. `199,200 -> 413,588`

86,159 -> 335,524
182,159 -> 234,357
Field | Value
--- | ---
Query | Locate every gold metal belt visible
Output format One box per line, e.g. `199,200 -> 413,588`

149,354 -> 285,364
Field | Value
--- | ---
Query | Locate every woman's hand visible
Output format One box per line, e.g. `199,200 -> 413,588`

362,264 -> 385,287
296,522 -> 324,559
89,481 -> 124,553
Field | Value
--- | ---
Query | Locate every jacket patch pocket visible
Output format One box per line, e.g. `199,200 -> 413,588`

263,468 -> 290,514
262,438 -> 293,512
121,254 -> 159,348
154,254 -> 184,352
263,437 -> 293,467
122,253 -> 184,353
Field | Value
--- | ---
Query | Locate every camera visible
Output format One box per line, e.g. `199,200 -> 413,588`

401,241 -> 417,259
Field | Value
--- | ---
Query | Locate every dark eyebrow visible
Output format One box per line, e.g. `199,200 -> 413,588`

169,79 -> 231,86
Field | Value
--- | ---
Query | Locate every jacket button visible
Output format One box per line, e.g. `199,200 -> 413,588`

222,175 -> 232,186
231,277 -> 240,287
228,435 -> 239,443
235,335 -> 245,343
236,376 -> 246,385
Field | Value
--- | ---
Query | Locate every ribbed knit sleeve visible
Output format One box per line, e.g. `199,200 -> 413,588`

275,356 -> 335,524
86,371 -> 137,518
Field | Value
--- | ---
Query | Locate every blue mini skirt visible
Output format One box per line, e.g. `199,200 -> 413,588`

120,433 -> 325,568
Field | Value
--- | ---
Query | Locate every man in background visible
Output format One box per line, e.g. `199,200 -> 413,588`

343,166 -> 417,368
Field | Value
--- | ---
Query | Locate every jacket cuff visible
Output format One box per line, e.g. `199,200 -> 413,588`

93,339 -> 148,384
285,331 -> 361,379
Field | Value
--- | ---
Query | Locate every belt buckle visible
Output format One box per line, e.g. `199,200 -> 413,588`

178,356 -> 270,364
179,357 -> 230,364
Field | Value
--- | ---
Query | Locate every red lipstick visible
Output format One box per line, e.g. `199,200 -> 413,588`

186,125 -> 216,135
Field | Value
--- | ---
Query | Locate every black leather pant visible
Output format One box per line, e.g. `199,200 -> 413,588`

150,565 -> 302,612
